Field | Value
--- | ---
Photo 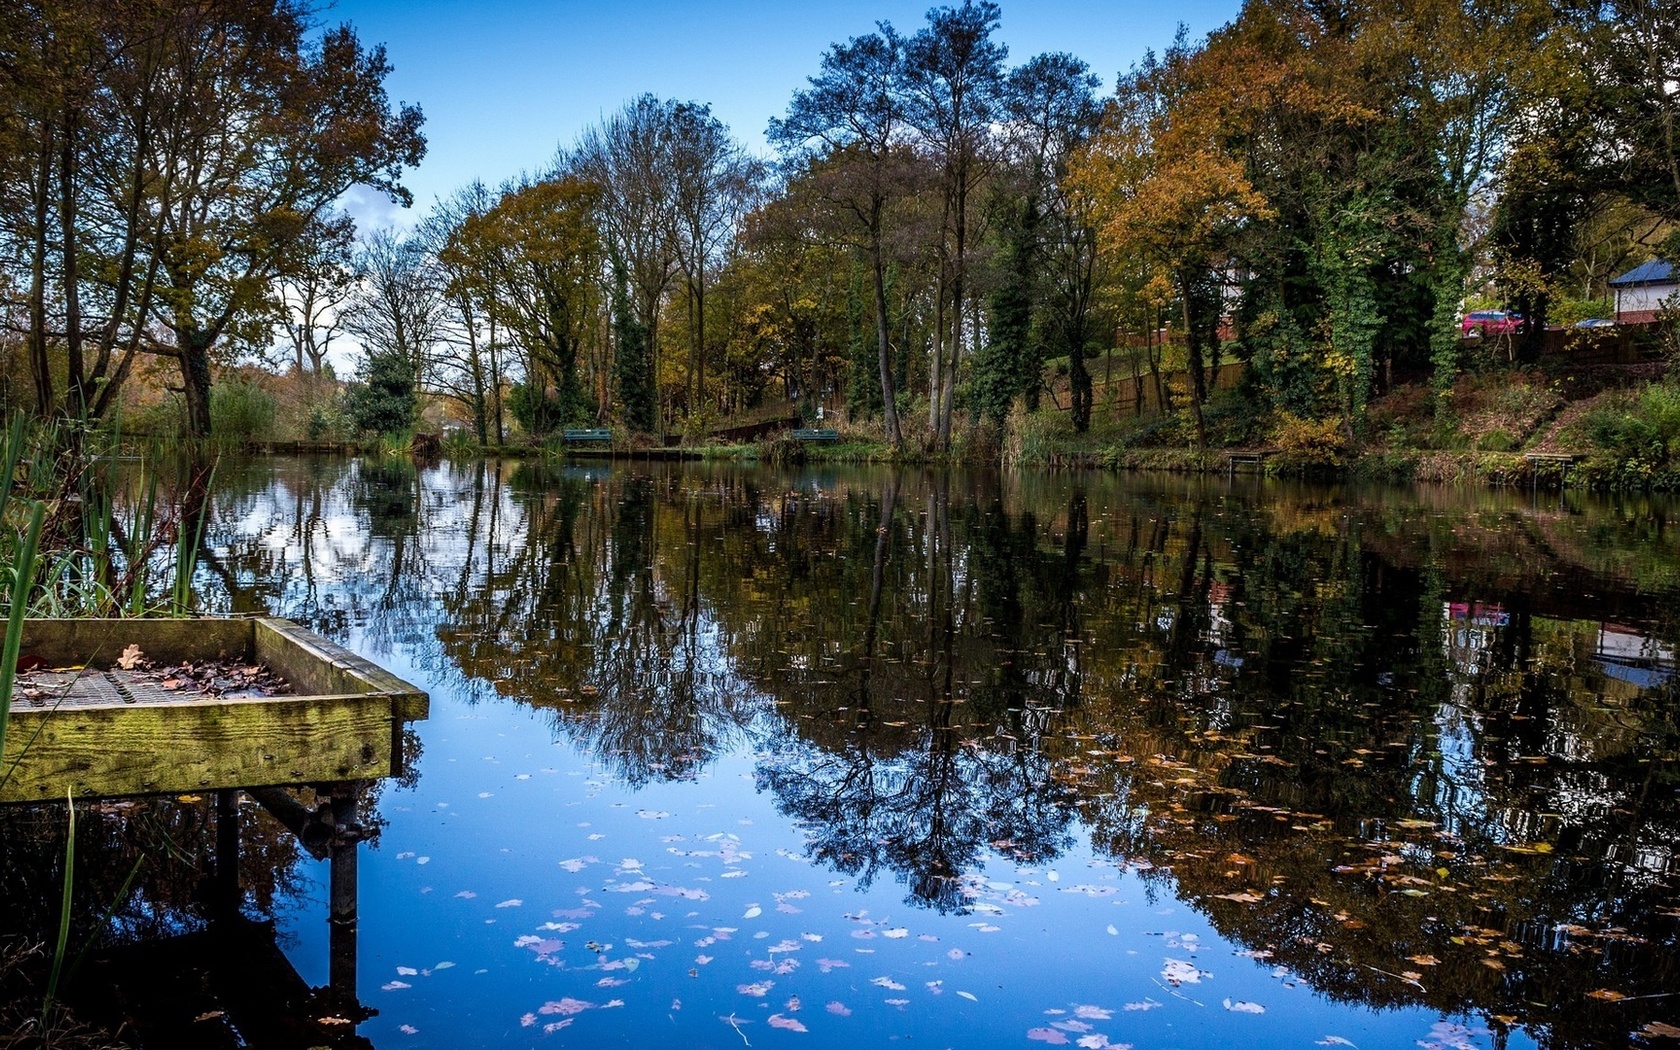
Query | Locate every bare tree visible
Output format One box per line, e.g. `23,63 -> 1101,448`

344,227 -> 445,402
568,95 -> 679,432
275,213 -> 355,377
424,180 -> 503,443
666,102 -> 762,420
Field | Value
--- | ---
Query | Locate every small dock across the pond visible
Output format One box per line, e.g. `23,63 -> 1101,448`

1223,449 -> 1273,477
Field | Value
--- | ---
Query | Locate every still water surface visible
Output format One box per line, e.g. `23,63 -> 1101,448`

29,458 -> 1680,1048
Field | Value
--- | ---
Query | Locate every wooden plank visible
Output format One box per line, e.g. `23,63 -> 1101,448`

1,692 -> 395,802
255,618 -> 429,721
20,618 -> 255,667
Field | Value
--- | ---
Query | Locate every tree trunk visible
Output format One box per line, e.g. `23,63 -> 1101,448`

1068,342 -> 1091,433
871,240 -> 903,448
179,333 -> 214,438
59,117 -> 87,419
490,312 -> 505,443
1179,279 -> 1207,449
695,276 -> 707,418
28,131 -> 54,416
939,187 -> 966,453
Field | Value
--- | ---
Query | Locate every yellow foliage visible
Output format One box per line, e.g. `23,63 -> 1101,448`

1268,411 -> 1349,468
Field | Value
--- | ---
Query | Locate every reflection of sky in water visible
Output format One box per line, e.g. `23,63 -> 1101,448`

278,687 -> 1454,1049
1429,700 -> 1488,844
181,458 -> 1680,1049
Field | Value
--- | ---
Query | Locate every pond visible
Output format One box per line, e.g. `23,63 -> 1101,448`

5,458 -> 1679,1049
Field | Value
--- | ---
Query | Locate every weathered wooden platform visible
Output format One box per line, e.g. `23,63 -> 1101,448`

1,617 -> 427,803
1223,449 -> 1273,477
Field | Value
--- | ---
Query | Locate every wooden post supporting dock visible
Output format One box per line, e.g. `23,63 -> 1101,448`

214,789 -> 241,918
326,780 -> 365,1009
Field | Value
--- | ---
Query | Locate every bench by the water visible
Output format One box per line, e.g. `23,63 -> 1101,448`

562,428 -> 612,444
791,428 -> 840,442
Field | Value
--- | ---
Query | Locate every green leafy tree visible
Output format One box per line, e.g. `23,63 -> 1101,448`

445,176 -> 602,430
145,8 -> 425,437
903,0 -> 1008,451
770,27 -> 914,448
612,273 -> 655,433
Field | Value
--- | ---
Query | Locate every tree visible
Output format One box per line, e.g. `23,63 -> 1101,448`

902,0 -> 1008,452
275,213 -> 356,376
569,96 -> 680,432
344,228 -> 443,404
346,340 -> 415,434
7,0 -> 424,434
1,0 -> 174,423
987,51 -> 1104,432
665,103 -> 760,420
770,26 -> 913,449
612,274 -> 654,432
1072,33 -> 1268,447
1589,0 -> 1680,238
425,181 -> 505,444
446,176 -> 602,434
148,13 -> 424,437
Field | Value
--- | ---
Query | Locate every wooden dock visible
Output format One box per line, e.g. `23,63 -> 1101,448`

1523,451 -> 1581,489
1,617 -> 427,802
1,616 -> 426,1046
1223,449 -> 1273,477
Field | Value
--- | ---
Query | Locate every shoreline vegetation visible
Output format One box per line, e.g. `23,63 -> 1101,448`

9,1 -> 1680,493
147,351 -> 1678,492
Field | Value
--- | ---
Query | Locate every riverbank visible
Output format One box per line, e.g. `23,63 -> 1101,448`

180,361 -> 1679,490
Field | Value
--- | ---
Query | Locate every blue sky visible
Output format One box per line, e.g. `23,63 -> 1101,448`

328,0 -> 1241,230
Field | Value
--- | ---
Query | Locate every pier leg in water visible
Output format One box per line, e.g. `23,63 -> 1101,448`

327,780 -> 366,1011
214,789 -> 240,917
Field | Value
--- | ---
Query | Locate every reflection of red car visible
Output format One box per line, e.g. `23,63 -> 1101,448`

1461,310 -> 1523,336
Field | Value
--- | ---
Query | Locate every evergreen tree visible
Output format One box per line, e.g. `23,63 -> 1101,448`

613,276 -> 655,433
347,350 -> 416,435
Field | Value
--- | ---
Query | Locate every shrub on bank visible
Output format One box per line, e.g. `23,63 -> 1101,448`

1573,382 -> 1680,484
1268,411 -> 1349,471
209,377 -> 278,442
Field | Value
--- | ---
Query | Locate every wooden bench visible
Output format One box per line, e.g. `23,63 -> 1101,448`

791,428 -> 840,442
561,428 -> 612,444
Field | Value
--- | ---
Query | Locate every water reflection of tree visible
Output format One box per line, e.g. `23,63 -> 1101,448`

188,459 -> 1680,1041
0,799 -> 306,950
1051,482 -> 1680,1045
433,467 -> 762,785
751,474 -> 1087,911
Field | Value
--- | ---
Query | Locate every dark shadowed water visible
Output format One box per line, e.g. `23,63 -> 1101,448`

6,457 -> 1678,1049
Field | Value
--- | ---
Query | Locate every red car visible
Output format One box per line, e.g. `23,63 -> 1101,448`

1461,310 -> 1523,336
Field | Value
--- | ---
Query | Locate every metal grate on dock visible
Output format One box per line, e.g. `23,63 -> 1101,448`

13,667 -> 292,710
